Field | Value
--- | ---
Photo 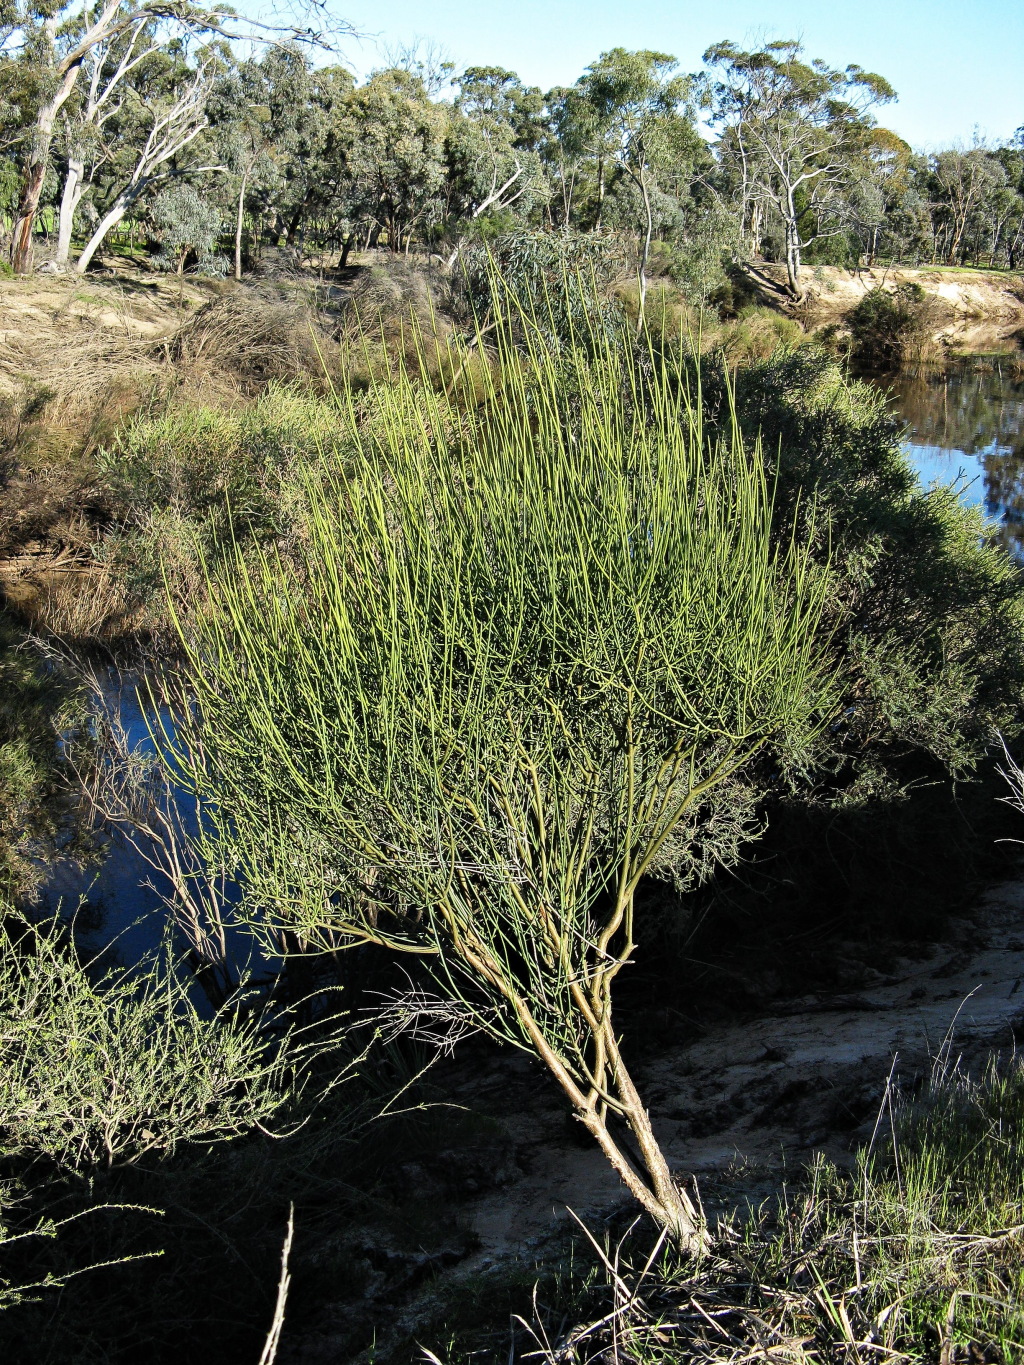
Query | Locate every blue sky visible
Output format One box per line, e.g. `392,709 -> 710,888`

336,0 -> 1022,150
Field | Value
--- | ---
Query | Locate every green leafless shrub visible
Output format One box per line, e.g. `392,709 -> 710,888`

163,293 -> 833,1251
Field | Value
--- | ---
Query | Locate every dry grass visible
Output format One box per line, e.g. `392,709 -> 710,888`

338,256 -> 462,386
0,327 -> 160,420
0,281 -> 355,642
168,290 -> 337,389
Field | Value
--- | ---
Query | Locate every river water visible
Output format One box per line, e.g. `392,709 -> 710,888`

37,355 -> 1024,969
869,357 -> 1024,555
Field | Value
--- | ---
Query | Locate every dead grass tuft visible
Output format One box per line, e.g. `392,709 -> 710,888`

340,257 -> 458,385
169,290 -> 337,388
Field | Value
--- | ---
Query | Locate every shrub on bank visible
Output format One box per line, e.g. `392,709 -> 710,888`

94,385 -> 353,636
727,350 -> 1024,783
659,349 -> 1024,966
846,282 -> 952,368
0,619 -> 92,898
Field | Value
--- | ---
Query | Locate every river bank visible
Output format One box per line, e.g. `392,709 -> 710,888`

741,262 -> 1024,358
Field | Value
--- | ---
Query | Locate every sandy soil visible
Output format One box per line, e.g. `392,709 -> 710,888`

746,263 -> 1024,352
0,266 -> 220,343
445,875 -> 1024,1259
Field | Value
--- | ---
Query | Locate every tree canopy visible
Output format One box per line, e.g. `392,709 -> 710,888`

1,27 -> 1020,288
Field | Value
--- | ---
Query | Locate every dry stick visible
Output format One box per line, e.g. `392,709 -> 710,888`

257,1204 -> 294,1365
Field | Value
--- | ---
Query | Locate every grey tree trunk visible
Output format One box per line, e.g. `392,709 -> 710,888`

636,161 -> 654,334
55,157 -> 86,269
76,191 -> 133,273
783,190 -> 803,300
234,169 -> 248,281
10,62 -> 83,272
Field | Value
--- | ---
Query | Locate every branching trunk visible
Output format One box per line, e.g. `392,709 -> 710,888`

55,20 -> 161,272
444,162 -> 525,272
74,69 -> 216,274
55,156 -> 86,270
76,190 -> 136,273
10,0 -> 135,272
624,148 -> 655,333
466,872 -> 709,1253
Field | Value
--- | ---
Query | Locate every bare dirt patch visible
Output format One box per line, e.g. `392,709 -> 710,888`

745,264 -> 1024,354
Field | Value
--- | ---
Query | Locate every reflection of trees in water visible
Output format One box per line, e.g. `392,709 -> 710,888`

983,445 -> 1024,556
871,361 -> 1024,556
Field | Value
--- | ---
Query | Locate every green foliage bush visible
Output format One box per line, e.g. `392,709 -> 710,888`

163,299 -> 831,1243
846,282 -> 950,368
95,385 -> 352,633
727,350 -> 1024,783
0,913 -> 291,1336
0,917 -> 291,1172
660,349 -> 1024,956
150,184 -> 227,277
0,911 -> 376,1361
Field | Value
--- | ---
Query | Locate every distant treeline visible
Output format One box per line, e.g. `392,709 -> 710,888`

1,11 -> 1023,292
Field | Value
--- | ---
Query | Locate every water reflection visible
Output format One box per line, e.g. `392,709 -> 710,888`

868,359 -> 1024,555
38,667 -> 268,1006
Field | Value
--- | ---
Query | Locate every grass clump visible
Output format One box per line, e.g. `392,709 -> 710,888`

718,304 -> 807,363
93,384 -> 352,638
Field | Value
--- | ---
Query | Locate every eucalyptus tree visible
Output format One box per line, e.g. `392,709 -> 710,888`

557,48 -> 691,319
3,0 -> 345,272
930,147 -> 1008,265
994,143 -> 1024,268
207,56 -> 272,278
4,0 -> 219,271
50,13 -> 164,267
438,67 -> 549,265
73,48 -> 221,272
149,179 -> 222,271
165,302 -> 832,1250
843,127 -> 913,266
205,45 -> 339,272
702,40 -> 895,298
331,66 -> 448,252
252,44 -> 336,251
